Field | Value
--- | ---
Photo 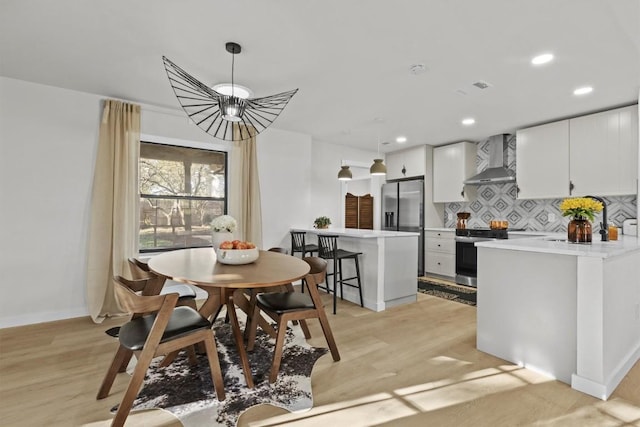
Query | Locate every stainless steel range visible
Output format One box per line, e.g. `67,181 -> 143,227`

455,228 -> 509,287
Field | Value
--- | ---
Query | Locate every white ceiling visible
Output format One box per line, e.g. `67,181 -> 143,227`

1,0 -> 639,152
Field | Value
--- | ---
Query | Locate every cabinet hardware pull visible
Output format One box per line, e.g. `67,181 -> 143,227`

516,185 -> 520,194
460,187 -> 465,197
569,181 -> 574,195
437,262 -> 441,265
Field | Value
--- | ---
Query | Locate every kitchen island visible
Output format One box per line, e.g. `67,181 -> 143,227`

475,234 -> 640,400
291,228 -> 419,311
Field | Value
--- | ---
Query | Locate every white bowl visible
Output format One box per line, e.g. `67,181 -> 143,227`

216,248 -> 259,265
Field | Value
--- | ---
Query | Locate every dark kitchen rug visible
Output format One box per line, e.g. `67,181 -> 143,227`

112,315 -> 328,427
417,278 -> 476,306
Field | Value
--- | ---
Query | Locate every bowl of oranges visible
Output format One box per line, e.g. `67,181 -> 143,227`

215,240 -> 259,265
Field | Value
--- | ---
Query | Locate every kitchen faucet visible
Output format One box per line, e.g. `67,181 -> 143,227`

585,195 -> 609,241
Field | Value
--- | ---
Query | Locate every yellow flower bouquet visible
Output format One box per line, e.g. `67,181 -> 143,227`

559,197 -> 603,222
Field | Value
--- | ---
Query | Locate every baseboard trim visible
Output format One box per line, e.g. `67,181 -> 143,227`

572,342 -> 640,400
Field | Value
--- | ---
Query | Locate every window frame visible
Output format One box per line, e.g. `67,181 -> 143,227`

138,134 -> 231,253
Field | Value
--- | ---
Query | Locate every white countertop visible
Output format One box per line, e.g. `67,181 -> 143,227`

424,227 -> 455,232
291,227 -> 419,238
476,234 -> 640,258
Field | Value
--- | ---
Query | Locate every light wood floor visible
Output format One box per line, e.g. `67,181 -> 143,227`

1,291 -> 639,427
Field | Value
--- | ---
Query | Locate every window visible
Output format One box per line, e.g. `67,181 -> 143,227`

139,141 -> 227,252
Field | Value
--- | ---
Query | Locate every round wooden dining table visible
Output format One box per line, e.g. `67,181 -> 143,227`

148,247 -> 310,387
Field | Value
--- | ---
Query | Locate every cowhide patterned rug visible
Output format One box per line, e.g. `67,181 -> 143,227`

113,316 -> 328,427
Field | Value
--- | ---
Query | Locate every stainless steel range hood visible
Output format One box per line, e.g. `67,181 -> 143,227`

464,134 -> 515,185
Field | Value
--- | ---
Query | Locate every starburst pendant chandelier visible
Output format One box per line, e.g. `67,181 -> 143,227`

163,42 -> 298,142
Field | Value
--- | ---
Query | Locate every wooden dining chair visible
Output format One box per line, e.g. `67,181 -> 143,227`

97,276 -> 225,427
128,257 -> 198,310
104,258 -> 200,339
241,247 -> 297,341
246,256 -> 340,383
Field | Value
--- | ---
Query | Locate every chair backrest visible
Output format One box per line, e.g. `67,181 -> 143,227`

317,234 -> 339,259
304,256 -> 327,277
128,257 -> 153,280
290,231 -> 307,252
301,257 -> 327,294
130,257 -> 151,272
113,276 -> 177,315
268,247 -> 288,254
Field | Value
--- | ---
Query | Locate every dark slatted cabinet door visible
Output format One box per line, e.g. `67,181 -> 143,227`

345,193 -> 359,228
359,194 -> 374,229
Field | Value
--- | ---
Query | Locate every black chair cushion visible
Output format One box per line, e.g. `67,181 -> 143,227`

319,248 -> 362,260
303,244 -> 319,252
257,292 -> 315,314
119,306 -> 211,351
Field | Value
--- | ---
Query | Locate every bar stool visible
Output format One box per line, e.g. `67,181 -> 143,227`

291,231 -> 318,294
317,234 -> 364,314
290,231 -> 318,258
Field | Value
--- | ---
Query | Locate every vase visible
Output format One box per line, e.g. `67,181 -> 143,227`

212,231 -> 233,249
567,218 -> 592,244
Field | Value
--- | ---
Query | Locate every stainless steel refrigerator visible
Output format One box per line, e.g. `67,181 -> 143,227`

381,179 -> 425,276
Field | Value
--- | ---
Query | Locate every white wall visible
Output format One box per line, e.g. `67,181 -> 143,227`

0,76 -> 379,327
310,141 -> 381,229
256,127 -> 312,250
0,77 -> 102,327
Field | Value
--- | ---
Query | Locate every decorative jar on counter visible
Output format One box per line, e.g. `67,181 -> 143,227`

567,218 -> 592,244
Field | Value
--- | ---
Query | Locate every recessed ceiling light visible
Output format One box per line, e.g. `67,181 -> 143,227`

573,86 -> 593,96
531,53 -> 554,65
462,118 -> 475,126
212,83 -> 253,99
396,136 -> 407,143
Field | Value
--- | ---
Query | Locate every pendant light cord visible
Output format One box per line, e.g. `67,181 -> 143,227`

231,52 -> 235,97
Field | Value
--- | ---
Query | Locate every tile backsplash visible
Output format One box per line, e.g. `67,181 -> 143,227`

443,135 -> 637,232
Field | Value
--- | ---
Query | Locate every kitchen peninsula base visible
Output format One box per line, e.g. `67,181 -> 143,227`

476,236 -> 640,400
291,228 -> 419,311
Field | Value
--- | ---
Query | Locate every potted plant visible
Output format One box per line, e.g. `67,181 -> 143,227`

560,197 -> 603,244
313,216 -> 331,229
210,215 -> 238,248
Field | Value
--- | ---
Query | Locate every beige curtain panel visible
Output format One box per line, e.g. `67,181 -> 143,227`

86,100 -> 141,322
230,125 -> 263,248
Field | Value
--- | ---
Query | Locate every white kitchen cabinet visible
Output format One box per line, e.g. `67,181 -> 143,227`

569,105 -> 638,196
516,105 -> 639,199
433,141 -> 477,202
516,120 -> 570,199
424,229 -> 455,278
385,145 -> 426,181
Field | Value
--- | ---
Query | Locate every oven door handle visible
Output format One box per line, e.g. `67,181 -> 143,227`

455,236 -> 498,243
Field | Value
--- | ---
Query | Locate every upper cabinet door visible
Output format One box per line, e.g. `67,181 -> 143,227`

384,151 -> 405,181
402,145 -> 426,179
433,141 -> 477,202
569,105 -> 638,196
385,145 -> 426,181
516,120 -> 570,199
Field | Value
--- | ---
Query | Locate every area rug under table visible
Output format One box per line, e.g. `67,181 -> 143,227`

417,278 -> 477,306
114,317 -> 328,427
